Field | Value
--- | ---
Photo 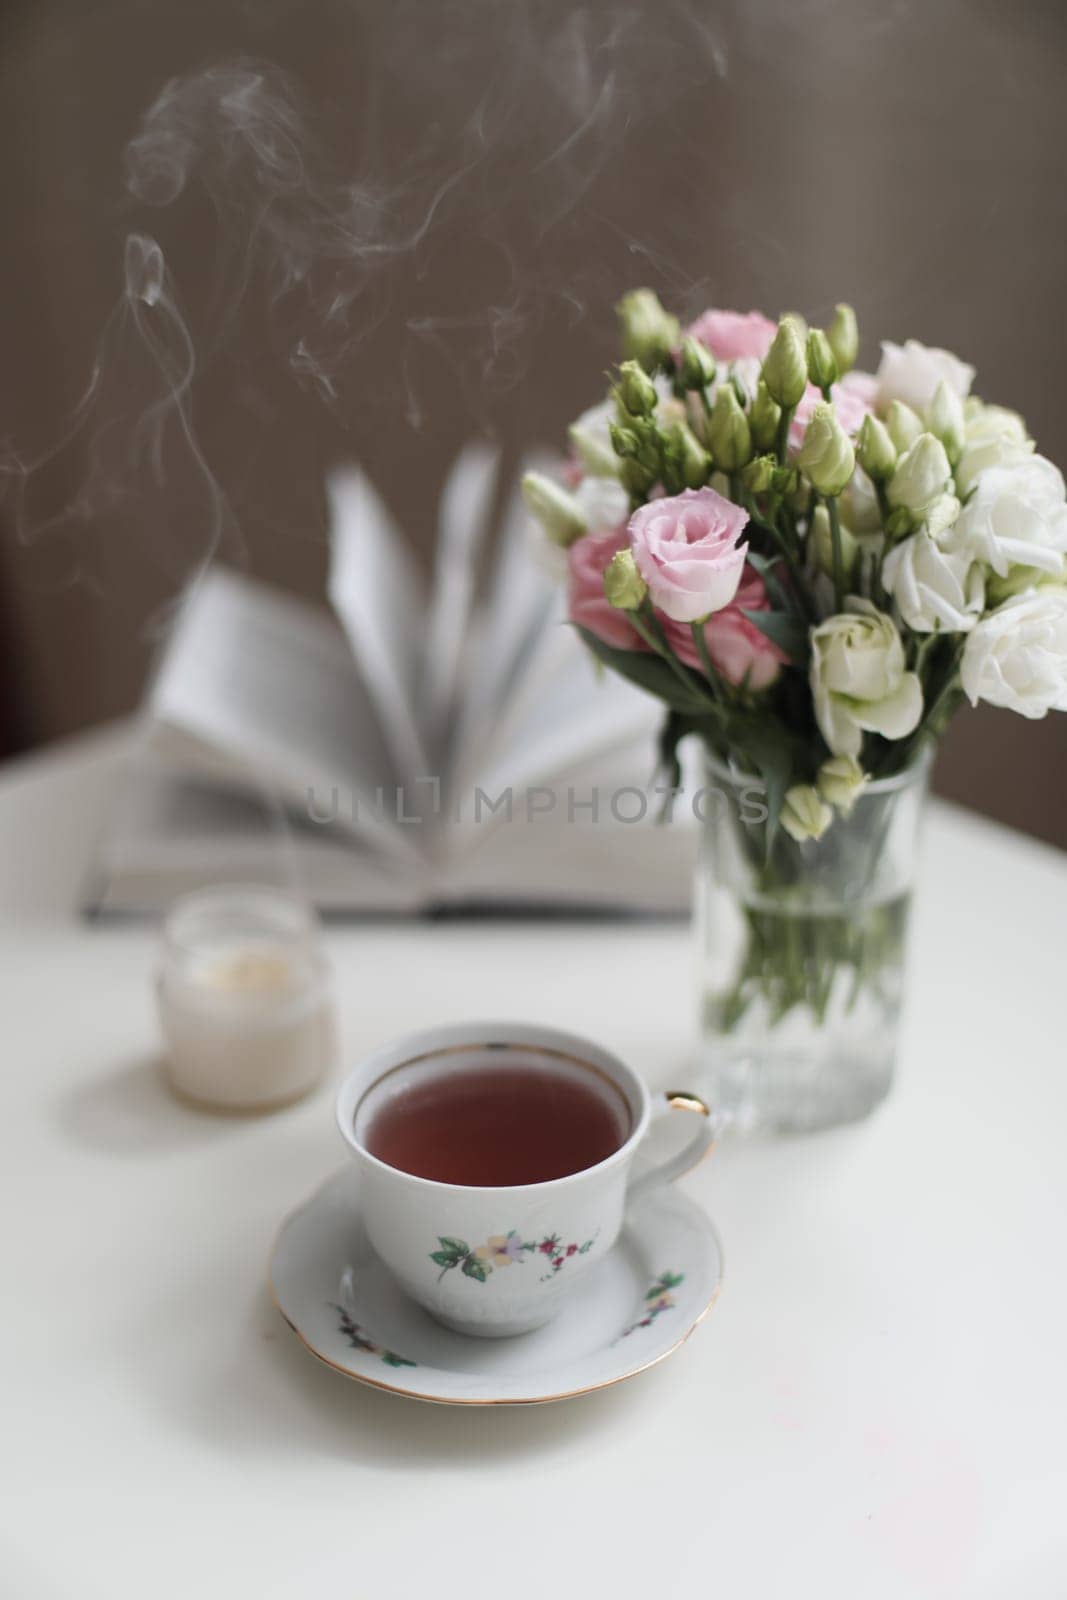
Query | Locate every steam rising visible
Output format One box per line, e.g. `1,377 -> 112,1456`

2,5 -> 730,571
0,228 -> 234,595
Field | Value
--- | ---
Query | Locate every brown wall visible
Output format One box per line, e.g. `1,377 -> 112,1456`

1,0 -> 1065,845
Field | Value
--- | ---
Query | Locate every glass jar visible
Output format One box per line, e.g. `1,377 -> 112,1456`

695,751 -> 931,1135
157,885 -> 336,1111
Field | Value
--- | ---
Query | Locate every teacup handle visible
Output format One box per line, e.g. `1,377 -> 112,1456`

626,1091 -> 715,1202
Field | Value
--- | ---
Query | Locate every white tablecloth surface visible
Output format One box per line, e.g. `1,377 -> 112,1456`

2,727 -> 1065,1599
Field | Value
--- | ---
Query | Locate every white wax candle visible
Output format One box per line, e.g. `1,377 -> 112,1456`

157,889 -> 335,1111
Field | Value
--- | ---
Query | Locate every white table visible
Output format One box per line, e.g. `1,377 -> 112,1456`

2,728 -> 1065,1599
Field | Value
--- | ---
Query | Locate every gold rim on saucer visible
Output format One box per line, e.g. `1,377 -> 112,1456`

267,1173 -> 723,1406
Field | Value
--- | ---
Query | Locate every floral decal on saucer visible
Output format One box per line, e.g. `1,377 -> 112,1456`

617,1272 -> 685,1339
331,1303 -> 417,1368
430,1230 -> 597,1284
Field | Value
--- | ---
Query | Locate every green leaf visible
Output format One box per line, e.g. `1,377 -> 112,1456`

575,627 -> 719,719
429,1251 -> 458,1269
382,1352 -> 417,1368
743,550 -> 792,614
436,1236 -> 469,1256
461,1255 -> 491,1282
657,709 -> 728,813
741,608 -> 808,665
724,715 -> 796,857
657,710 -> 686,795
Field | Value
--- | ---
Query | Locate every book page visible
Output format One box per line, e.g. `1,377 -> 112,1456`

438,738 -> 697,913
86,755 -> 426,916
458,621 -> 664,819
148,567 -> 415,863
448,461 -> 559,792
417,444 -> 499,763
327,468 -> 430,783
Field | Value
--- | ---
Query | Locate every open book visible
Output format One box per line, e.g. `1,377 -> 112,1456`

86,449 -> 698,916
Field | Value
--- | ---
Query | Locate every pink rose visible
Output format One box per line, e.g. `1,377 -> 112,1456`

567,525 -> 645,651
789,376 -> 874,452
661,567 -> 786,690
685,308 -> 776,364
629,487 -> 748,623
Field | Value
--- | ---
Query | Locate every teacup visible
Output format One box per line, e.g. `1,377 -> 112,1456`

336,1020 -> 714,1337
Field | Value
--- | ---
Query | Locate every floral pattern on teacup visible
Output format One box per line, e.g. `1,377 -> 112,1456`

331,1303 -> 417,1368
430,1230 -> 597,1284
616,1271 -> 685,1339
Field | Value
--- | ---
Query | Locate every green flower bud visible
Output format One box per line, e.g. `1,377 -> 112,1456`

666,421 -> 712,490
806,328 -> 838,393
841,470 -> 883,534
521,472 -> 587,548
781,784 -> 833,843
773,464 -> 800,496
885,505 -> 912,540
782,311 -> 808,340
826,303 -> 859,375
926,378 -> 966,465
619,455 -> 656,497
603,548 -> 648,611
887,433 -> 952,519
762,316 -> 808,409
886,399 -> 923,454
796,403 -> 855,496
609,422 -> 641,459
614,359 -> 659,419
679,336 -> 717,391
817,754 -> 868,815
749,380 -> 781,452
741,453 -> 777,494
707,383 -> 752,471
616,288 -> 680,373
856,414 -> 897,482
809,503 -> 858,584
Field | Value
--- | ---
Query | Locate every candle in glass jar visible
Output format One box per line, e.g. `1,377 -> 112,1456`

157,886 -> 336,1111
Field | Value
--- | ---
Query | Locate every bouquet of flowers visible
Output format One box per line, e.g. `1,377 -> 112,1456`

522,292 -> 1067,1125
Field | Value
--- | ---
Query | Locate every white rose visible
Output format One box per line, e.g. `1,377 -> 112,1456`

961,589 -> 1067,718
923,493 -> 961,542
877,339 -> 975,415
887,433 -> 953,520
950,455 -> 1067,578
575,473 -> 629,534
882,530 -> 985,633
569,399 -> 619,478
955,404 -> 1033,493
810,599 -> 923,757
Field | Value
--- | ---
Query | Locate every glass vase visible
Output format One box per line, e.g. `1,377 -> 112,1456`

695,751 -> 931,1135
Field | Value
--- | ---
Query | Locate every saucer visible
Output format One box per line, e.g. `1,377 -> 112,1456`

269,1167 -> 724,1405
